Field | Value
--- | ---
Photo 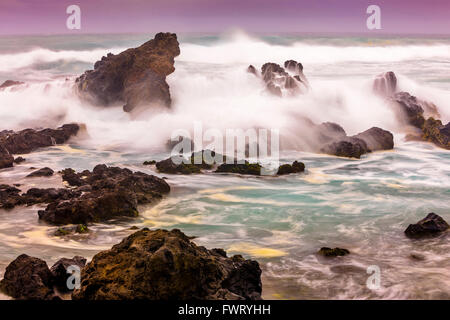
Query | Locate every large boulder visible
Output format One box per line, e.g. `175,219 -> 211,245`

0,254 -> 57,300
76,33 -> 180,112
38,165 -> 170,225
405,213 -> 449,239
352,127 -> 394,151
72,229 -> 262,300
0,124 -> 80,155
320,138 -> 369,159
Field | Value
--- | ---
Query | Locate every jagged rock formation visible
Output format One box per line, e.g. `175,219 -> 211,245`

404,213 -> 449,239
72,229 -> 262,300
374,71 -> 449,150
38,165 -> 170,225
0,124 -> 80,169
248,60 -> 309,96
76,33 -> 180,112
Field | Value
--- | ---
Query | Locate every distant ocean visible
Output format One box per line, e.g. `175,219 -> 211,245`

0,31 -> 449,299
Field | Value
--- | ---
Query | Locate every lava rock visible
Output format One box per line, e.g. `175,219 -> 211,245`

51,256 -> 87,292
318,247 -> 350,257
0,254 -> 57,300
404,213 -> 449,239
215,161 -> 262,176
72,229 -> 262,300
76,33 -> 180,112
0,124 -> 80,155
39,165 -> 170,225
277,161 -> 305,175
26,167 -> 54,178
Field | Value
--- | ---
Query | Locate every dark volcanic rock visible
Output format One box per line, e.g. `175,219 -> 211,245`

0,124 -> 80,155
0,184 -> 22,209
26,167 -> 54,178
215,161 -> 262,176
72,229 -> 262,300
422,118 -> 450,150
39,165 -> 170,225
392,92 -> 426,128
320,137 -> 369,159
277,161 -> 305,175
404,213 -> 449,239
0,254 -> 56,300
0,146 -> 13,169
0,80 -> 24,89
353,127 -> 394,151
318,247 -> 350,257
13,156 -> 26,164
76,33 -> 180,112
51,256 -> 87,292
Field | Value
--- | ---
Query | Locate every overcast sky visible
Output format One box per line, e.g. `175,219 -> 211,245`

1,0 -> 449,35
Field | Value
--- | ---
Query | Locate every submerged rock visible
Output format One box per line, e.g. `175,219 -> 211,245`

215,161 -> 262,176
0,254 -> 57,300
13,156 -> 26,164
38,165 -> 170,225
26,167 -> 54,178
277,161 -> 305,175
51,256 -> 87,292
318,247 -> 350,257
72,229 -> 262,300
0,124 -> 80,155
404,213 -> 449,239
76,33 -> 180,112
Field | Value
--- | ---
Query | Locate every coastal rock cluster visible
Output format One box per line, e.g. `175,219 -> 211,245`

76,33 -> 180,112
248,60 -> 309,96
0,229 -> 262,300
39,165 -> 170,225
0,124 -> 80,169
374,71 -> 449,150
73,229 -> 262,300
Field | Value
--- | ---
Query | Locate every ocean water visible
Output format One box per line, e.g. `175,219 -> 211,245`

0,31 -> 449,299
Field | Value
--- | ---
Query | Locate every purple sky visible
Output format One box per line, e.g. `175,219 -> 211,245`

1,0 -> 449,35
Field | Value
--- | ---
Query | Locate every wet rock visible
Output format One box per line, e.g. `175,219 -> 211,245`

318,247 -> 350,257
39,165 -> 170,225
392,92 -> 426,129
13,156 -> 26,164
320,138 -> 369,159
421,118 -> 450,150
277,161 -> 305,175
0,80 -> 24,89
72,229 -> 262,300
156,156 -> 201,174
0,254 -> 57,300
143,160 -> 156,165
26,167 -> 54,178
51,256 -> 87,292
0,184 -> 22,209
247,65 -> 258,76
352,127 -> 394,151
0,124 -> 80,155
404,213 -> 449,239
76,33 -> 180,112
215,161 -> 262,176
0,146 -> 13,169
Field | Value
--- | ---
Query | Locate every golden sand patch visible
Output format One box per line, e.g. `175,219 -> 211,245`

227,243 -> 287,258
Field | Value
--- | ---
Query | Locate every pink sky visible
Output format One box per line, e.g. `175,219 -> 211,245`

0,0 -> 449,35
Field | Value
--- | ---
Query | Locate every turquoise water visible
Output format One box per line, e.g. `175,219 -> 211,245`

0,32 -> 449,299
